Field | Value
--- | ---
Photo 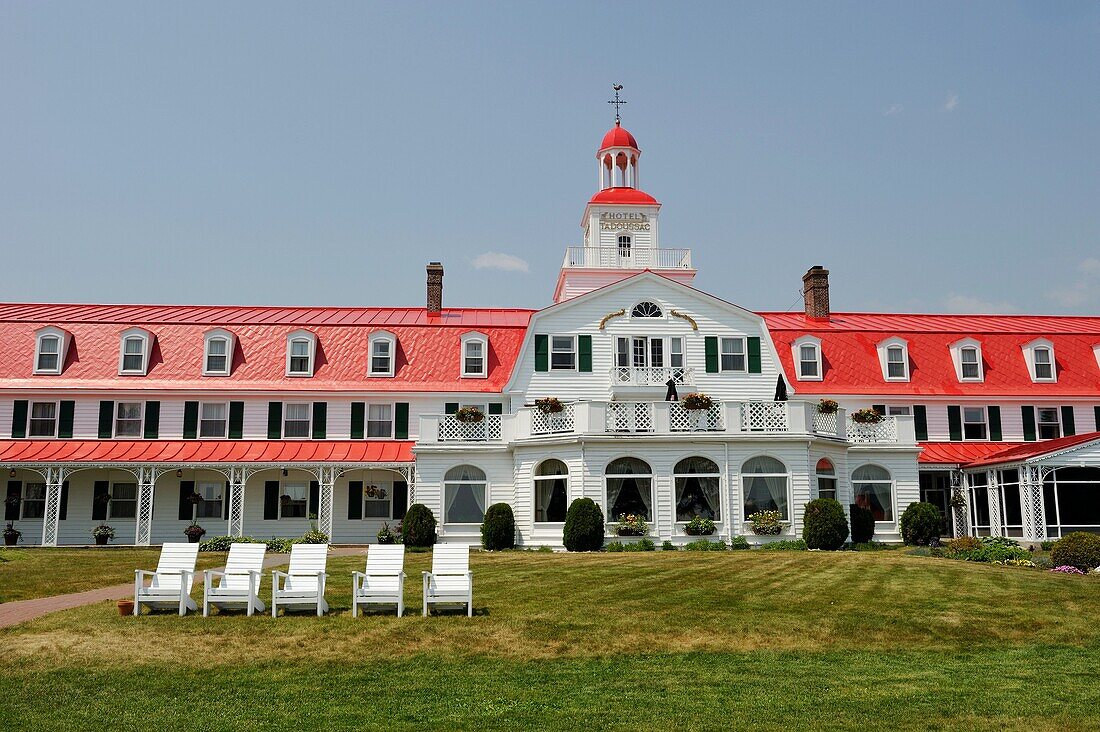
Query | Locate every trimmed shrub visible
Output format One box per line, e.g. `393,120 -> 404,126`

401,504 -> 437,548
563,498 -> 605,552
947,535 -> 982,553
1050,532 -> 1100,572
480,503 -> 516,550
729,535 -> 751,550
941,536 -> 1029,563
802,498 -> 849,550
605,538 -> 655,552
297,528 -> 329,544
899,502 -> 942,546
760,539 -> 807,551
661,540 -> 675,551
684,539 -> 727,551
850,504 -> 875,544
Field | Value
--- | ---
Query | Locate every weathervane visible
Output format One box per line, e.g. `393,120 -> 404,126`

607,84 -> 626,124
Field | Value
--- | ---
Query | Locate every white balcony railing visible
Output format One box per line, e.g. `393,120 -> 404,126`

563,246 -> 693,270
531,403 -> 576,435
610,366 -> 695,387
670,402 -> 724,432
740,401 -> 790,432
847,416 -> 898,443
812,411 -> 838,436
605,402 -> 655,433
438,414 -> 503,442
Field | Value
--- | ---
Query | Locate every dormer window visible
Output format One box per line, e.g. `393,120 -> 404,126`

118,328 -> 153,376
203,329 -> 235,376
877,338 -> 909,382
368,331 -> 396,377
286,330 -> 316,377
949,338 -> 984,383
791,335 -> 822,381
461,332 -> 488,378
1022,338 -> 1056,383
631,301 -> 662,318
33,327 -> 69,375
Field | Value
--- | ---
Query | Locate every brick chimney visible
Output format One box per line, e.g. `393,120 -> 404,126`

802,265 -> 830,321
426,262 -> 444,314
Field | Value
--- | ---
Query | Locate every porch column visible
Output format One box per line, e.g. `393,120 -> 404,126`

1019,465 -> 1047,541
986,470 -> 1002,537
316,466 -> 341,540
228,466 -> 247,537
40,466 -> 68,547
135,466 -> 160,546
952,473 -> 970,538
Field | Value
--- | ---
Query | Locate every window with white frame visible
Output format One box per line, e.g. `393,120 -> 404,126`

114,402 -> 143,438
287,338 -> 313,376
34,329 -> 65,374
674,456 -> 721,522
369,332 -> 395,376
21,483 -> 46,519
720,337 -> 746,372
1037,407 -> 1061,440
283,403 -> 311,438
199,402 -> 228,438
886,345 -> 908,380
118,329 -> 152,375
461,333 -> 487,378
617,234 -> 631,258
799,344 -> 820,380
534,459 -> 568,523
109,482 -> 138,519
816,458 -> 837,501
852,464 -> 893,521
1022,339 -> 1056,383
28,402 -> 58,437
363,482 -> 391,518
742,456 -> 789,521
631,301 -> 663,318
280,483 -> 308,518
551,336 -> 576,370
367,404 -> 393,438
670,337 -> 684,372
963,406 -> 988,440
960,346 -> 981,380
1032,346 -> 1053,381
605,457 -> 653,522
203,330 -> 233,376
444,464 -> 487,523
886,405 -> 911,416
195,481 -> 223,519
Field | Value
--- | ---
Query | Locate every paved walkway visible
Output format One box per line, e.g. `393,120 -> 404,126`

0,546 -> 367,629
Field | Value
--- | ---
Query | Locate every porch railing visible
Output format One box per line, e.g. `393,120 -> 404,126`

563,246 -> 693,269
740,401 -> 790,432
610,366 -> 695,387
669,401 -> 724,432
847,416 -> 898,443
605,402 -> 655,433
438,414 -> 504,442
531,403 -> 576,435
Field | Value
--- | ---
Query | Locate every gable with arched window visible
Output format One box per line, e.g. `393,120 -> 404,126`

630,300 -> 663,318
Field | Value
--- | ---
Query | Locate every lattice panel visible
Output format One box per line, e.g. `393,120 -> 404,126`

532,404 -> 576,435
741,401 -> 789,432
812,411 -> 838,436
987,473 -> 1002,537
605,402 -> 654,433
610,366 -> 694,386
670,402 -> 724,432
438,415 -> 503,442
847,417 -> 898,443
1020,467 -> 1046,540
228,482 -> 246,537
42,482 -> 62,547
318,483 -> 334,538
952,489 -> 969,538
136,482 -> 155,546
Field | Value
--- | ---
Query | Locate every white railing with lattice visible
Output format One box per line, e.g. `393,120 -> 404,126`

846,417 -> 898,443
740,401 -> 790,432
605,402 -> 654,433
670,402 -> 724,432
531,404 -> 576,435
438,415 -> 503,442
563,246 -> 693,269
812,411 -> 838,436
610,366 -> 695,387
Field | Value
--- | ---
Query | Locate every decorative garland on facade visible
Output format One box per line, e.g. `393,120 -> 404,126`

669,309 -> 698,330
598,308 -> 626,330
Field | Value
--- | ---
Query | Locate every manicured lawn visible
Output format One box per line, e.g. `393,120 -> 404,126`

0,548 -> 228,603
2,550 -> 1100,730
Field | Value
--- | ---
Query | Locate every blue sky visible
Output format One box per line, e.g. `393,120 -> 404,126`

2,1 -> 1098,314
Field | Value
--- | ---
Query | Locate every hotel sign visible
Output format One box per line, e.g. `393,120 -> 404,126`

599,212 -> 651,231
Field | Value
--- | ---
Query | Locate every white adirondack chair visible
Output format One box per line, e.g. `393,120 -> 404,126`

203,543 -> 267,617
271,543 -> 330,617
422,544 -> 473,617
133,542 -> 200,616
352,545 -> 406,617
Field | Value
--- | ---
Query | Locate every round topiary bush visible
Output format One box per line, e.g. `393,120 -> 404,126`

563,497 -> 605,552
481,503 -> 516,550
802,498 -> 849,550
849,503 -> 875,544
1050,531 -> 1100,571
401,503 -> 437,548
899,502 -> 942,546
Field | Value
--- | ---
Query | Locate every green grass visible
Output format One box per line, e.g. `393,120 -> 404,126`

2,550 -> 1100,730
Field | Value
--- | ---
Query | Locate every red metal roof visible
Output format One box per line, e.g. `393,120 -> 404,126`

588,188 -> 660,206
962,432 -> 1100,468
918,442 -> 1013,465
599,123 -> 639,151
0,440 -> 414,463
764,312 -> 1100,397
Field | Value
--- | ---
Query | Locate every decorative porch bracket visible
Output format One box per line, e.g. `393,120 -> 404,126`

41,466 -> 68,547
1019,465 -> 1047,541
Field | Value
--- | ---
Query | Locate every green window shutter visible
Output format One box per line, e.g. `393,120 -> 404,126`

350,402 -> 365,439
747,337 -> 762,374
534,334 -> 549,372
98,401 -> 114,439
705,337 -> 719,373
1061,406 -> 1075,437
488,403 -> 503,415
1094,406 -> 1100,432
988,406 -> 1002,441
267,402 -> 282,440
5,481 -> 20,521
228,402 -> 244,439
913,405 -> 928,441
58,400 -> 75,439
182,401 -> 199,439
872,404 -> 886,416
263,481 -> 280,520
578,335 -> 593,372
59,481 -> 68,521
348,481 -> 363,520
10,400 -> 28,439
445,402 -> 459,415
223,481 -> 230,520
395,402 -> 410,439
312,402 -> 327,439
1021,406 -> 1036,442
143,401 -> 160,439
178,481 -> 195,521
91,481 -> 110,521
393,481 -> 409,519
309,481 -> 320,516
947,406 -> 962,442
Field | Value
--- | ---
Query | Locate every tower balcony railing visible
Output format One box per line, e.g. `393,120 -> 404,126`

563,246 -> 693,270
610,366 -> 695,387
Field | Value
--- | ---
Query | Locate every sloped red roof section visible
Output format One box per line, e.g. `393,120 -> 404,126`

0,440 -> 414,463
961,432 -> 1100,468
917,442 -> 1014,465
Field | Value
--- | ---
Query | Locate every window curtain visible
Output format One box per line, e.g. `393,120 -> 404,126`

636,478 -> 652,515
854,482 -> 893,521
744,475 -> 788,519
445,482 -> 485,523
536,480 -> 556,521
606,479 -> 623,519
676,476 -> 721,520
284,484 -> 307,501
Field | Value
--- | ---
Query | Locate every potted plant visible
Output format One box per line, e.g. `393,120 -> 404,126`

850,407 -> 884,424
4,522 -> 21,546
116,598 -> 135,617
535,397 -> 564,414
817,398 -> 839,414
186,492 -> 204,505
377,522 -> 400,544
950,491 -> 967,510
684,516 -> 716,536
615,513 -> 649,537
747,510 -> 785,536
454,406 -> 485,423
184,522 -> 206,543
92,524 -> 115,546
681,393 -> 714,411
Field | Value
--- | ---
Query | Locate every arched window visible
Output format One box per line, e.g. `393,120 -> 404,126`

631,301 -> 662,318
285,330 -> 317,377
742,456 -> 789,520
605,457 -> 652,522
534,459 -> 568,523
118,328 -> 153,376
618,234 -> 631,258
674,456 -> 721,521
444,465 -> 487,524
203,328 -> 235,376
852,464 -> 893,521
816,458 -> 837,501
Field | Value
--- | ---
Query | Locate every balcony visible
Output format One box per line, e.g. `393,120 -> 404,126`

610,366 -> 695,388
563,246 -> 693,270
435,414 -> 505,442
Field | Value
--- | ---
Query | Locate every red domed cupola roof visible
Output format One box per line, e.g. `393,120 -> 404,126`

599,121 -> 639,151
588,187 -> 659,205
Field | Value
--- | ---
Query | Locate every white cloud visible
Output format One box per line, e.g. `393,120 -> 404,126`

471,251 -> 529,273
943,294 -> 1018,314
1079,257 -> 1100,275
1045,258 -> 1100,310
944,92 -> 959,111
882,104 -> 903,117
